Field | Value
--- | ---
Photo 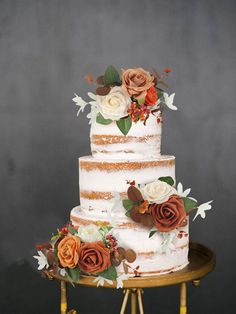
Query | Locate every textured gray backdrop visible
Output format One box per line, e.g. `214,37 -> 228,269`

0,0 -> 235,313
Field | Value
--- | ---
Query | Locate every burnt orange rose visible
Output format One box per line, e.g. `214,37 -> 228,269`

57,235 -> 80,268
150,195 -> 186,232
145,85 -> 158,106
78,241 -> 111,275
122,68 -> 154,100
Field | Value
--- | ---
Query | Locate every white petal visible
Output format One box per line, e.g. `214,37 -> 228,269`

177,182 -> 183,194
88,92 -> 97,100
183,188 -> 191,197
163,92 -> 178,110
193,200 -> 213,221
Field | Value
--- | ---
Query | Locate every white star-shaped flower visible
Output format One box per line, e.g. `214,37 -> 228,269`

72,93 -> 88,116
177,182 -> 191,197
193,200 -> 213,221
116,273 -> 132,289
33,251 -> 49,270
163,92 -> 178,110
93,276 -> 113,287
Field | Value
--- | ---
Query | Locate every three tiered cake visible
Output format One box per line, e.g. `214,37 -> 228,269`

34,66 -> 212,286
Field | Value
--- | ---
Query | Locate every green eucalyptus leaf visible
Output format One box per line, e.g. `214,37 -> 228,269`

96,112 -> 112,125
122,199 -> 134,211
158,176 -> 175,186
116,116 -> 132,135
98,265 -> 117,280
68,225 -> 77,235
104,65 -> 121,86
149,230 -> 157,238
65,268 -> 80,283
182,197 -> 198,213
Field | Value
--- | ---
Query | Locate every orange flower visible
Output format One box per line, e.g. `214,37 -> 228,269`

122,68 -> 154,100
139,200 -> 150,214
57,235 -> 80,268
150,195 -> 186,232
145,86 -> 158,106
78,241 -> 111,275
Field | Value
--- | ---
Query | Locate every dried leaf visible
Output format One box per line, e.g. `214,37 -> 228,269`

152,68 -> 161,79
46,250 -> 55,266
158,80 -> 169,88
111,256 -> 121,267
127,186 -> 144,202
130,206 -> 142,223
117,247 -> 126,260
140,214 -> 155,228
123,261 -> 129,274
96,75 -> 104,85
35,242 -> 52,251
125,249 -> 136,263
96,86 -> 111,96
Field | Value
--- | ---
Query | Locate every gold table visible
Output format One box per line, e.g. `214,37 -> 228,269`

47,242 -> 215,314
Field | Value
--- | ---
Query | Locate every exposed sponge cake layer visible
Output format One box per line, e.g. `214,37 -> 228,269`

79,155 -> 175,215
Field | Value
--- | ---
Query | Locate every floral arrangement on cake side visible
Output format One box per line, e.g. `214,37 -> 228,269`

34,223 -> 138,288
73,66 -> 177,135
122,177 -> 213,237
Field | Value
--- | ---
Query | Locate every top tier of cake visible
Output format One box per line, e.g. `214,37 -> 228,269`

90,114 -> 162,160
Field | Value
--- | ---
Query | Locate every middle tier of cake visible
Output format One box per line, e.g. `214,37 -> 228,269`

79,155 -> 175,220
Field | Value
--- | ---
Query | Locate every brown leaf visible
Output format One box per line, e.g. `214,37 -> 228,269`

111,256 -> 121,267
96,86 -> 111,96
152,68 -> 161,79
123,261 -> 129,274
158,80 -> 169,88
35,242 -> 52,251
125,249 -> 136,263
96,75 -> 104,85
127,186 -> 144,202
117,247 -> 126,260
140,214 -> 155,228
130,206 -> 142,223
46,250 -> 55,266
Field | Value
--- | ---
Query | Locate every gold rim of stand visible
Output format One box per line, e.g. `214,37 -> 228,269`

51,242 -> 215,288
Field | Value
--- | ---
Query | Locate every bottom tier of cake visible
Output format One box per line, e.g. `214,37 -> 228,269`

71,206 -> 189,276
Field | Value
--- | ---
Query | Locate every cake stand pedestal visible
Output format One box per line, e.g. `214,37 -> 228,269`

46,242 -> 215,314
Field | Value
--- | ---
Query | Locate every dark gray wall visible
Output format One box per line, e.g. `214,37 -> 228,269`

0,0 -> 235,313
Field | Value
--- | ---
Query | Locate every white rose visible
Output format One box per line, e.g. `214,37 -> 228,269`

76,224 -> 102,243
141,180 -> 177,204
96,86 -> 131,120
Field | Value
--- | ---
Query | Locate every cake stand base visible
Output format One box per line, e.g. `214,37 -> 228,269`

47,242 -> 215,314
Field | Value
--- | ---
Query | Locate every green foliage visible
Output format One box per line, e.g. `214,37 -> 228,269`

96,112 -> 112,125
149,230 -> 157,238
98,266 -> 117,281
182,197 -> 198,213
68,225 -> 77,235
158,176 -> 175,186
65,268 -> 81,283
116,116 -> 132,135
104,65 -> 121,86
122,199 -> 135,211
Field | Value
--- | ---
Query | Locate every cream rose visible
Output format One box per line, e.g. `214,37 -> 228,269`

142,180 -> 177,204
76,224 -> 102,243
96,86 -> 131,120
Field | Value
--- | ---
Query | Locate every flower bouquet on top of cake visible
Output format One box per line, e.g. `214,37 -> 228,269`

34,65 -> 213,287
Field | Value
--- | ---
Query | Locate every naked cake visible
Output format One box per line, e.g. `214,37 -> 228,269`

34,66 -> 212,287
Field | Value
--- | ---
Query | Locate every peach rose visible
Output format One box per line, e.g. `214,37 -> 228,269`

150,195 -> 186,232
78,241 -> 111,275
122,67 -> 154,100
57,235 -> 80,268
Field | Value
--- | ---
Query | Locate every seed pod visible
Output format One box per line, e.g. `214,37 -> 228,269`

125,249 -> 136,263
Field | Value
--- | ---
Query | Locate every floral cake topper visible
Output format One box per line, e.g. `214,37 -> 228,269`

73,66 -> 177,135
122,177 -> 213,237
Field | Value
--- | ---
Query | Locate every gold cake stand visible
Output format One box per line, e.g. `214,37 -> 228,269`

47,242 -> 215,314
